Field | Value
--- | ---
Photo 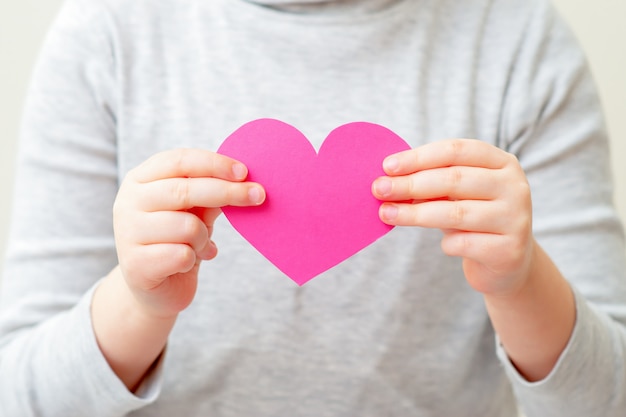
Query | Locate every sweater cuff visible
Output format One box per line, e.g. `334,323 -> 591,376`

73,280 -> 164,412
496,287 -> 620,416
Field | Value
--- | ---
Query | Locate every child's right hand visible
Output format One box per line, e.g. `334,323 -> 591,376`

92,149 -> 264,390
112,149 -> 265,319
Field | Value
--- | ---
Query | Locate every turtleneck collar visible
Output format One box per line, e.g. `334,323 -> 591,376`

243,0 -> 403,15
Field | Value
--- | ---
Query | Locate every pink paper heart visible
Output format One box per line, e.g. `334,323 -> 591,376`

218,119 -> 410,285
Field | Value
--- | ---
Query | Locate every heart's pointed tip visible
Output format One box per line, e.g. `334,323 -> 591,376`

291,277 -> 311,286
289,273 -> 318,286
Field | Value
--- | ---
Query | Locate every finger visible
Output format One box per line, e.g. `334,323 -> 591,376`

196,239 -> 218,261
131,211 -> 210,254
185,207 -> 220,260
441,230 -> 516,261
373,166 -> 504,202
137,177 -> 266,211
379,200 -> 511,232
383,139 -> 514,176
188,207 -> 222,230
123,243 -> 198,287
130,149 -> 249,183
186,206 -> 221,247
440,231 -> 530,286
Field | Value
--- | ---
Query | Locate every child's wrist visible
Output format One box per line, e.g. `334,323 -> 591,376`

105,266 -> 180,323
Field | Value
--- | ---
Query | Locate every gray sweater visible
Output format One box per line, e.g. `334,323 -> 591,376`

2,0 -> 626,416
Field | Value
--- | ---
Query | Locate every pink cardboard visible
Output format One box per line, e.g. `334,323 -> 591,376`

218,119 -> 411,285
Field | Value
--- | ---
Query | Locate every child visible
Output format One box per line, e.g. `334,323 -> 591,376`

1,0 -> 625,415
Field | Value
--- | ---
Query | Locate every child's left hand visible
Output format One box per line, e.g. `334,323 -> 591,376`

372,139 -> 535,297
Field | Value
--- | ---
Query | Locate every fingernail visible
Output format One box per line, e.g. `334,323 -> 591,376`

374,178 -> 392,197
383,157 -> 399,173
248,187 -> 264,205
232,163 -> 247,180
381,204 -> 398,221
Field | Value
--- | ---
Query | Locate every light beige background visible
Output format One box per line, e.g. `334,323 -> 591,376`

1,0 -> 625,275
0,2 -> 623,415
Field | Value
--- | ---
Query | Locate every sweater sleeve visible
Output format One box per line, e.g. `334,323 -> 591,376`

498,1 -> 626,415
0,0 -> 162,415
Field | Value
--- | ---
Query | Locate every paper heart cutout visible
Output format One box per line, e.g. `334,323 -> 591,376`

218,119 -> 410,285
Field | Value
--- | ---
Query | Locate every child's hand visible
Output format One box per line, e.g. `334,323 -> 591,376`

372,139 -> 534,296
113,149 -> 265,319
